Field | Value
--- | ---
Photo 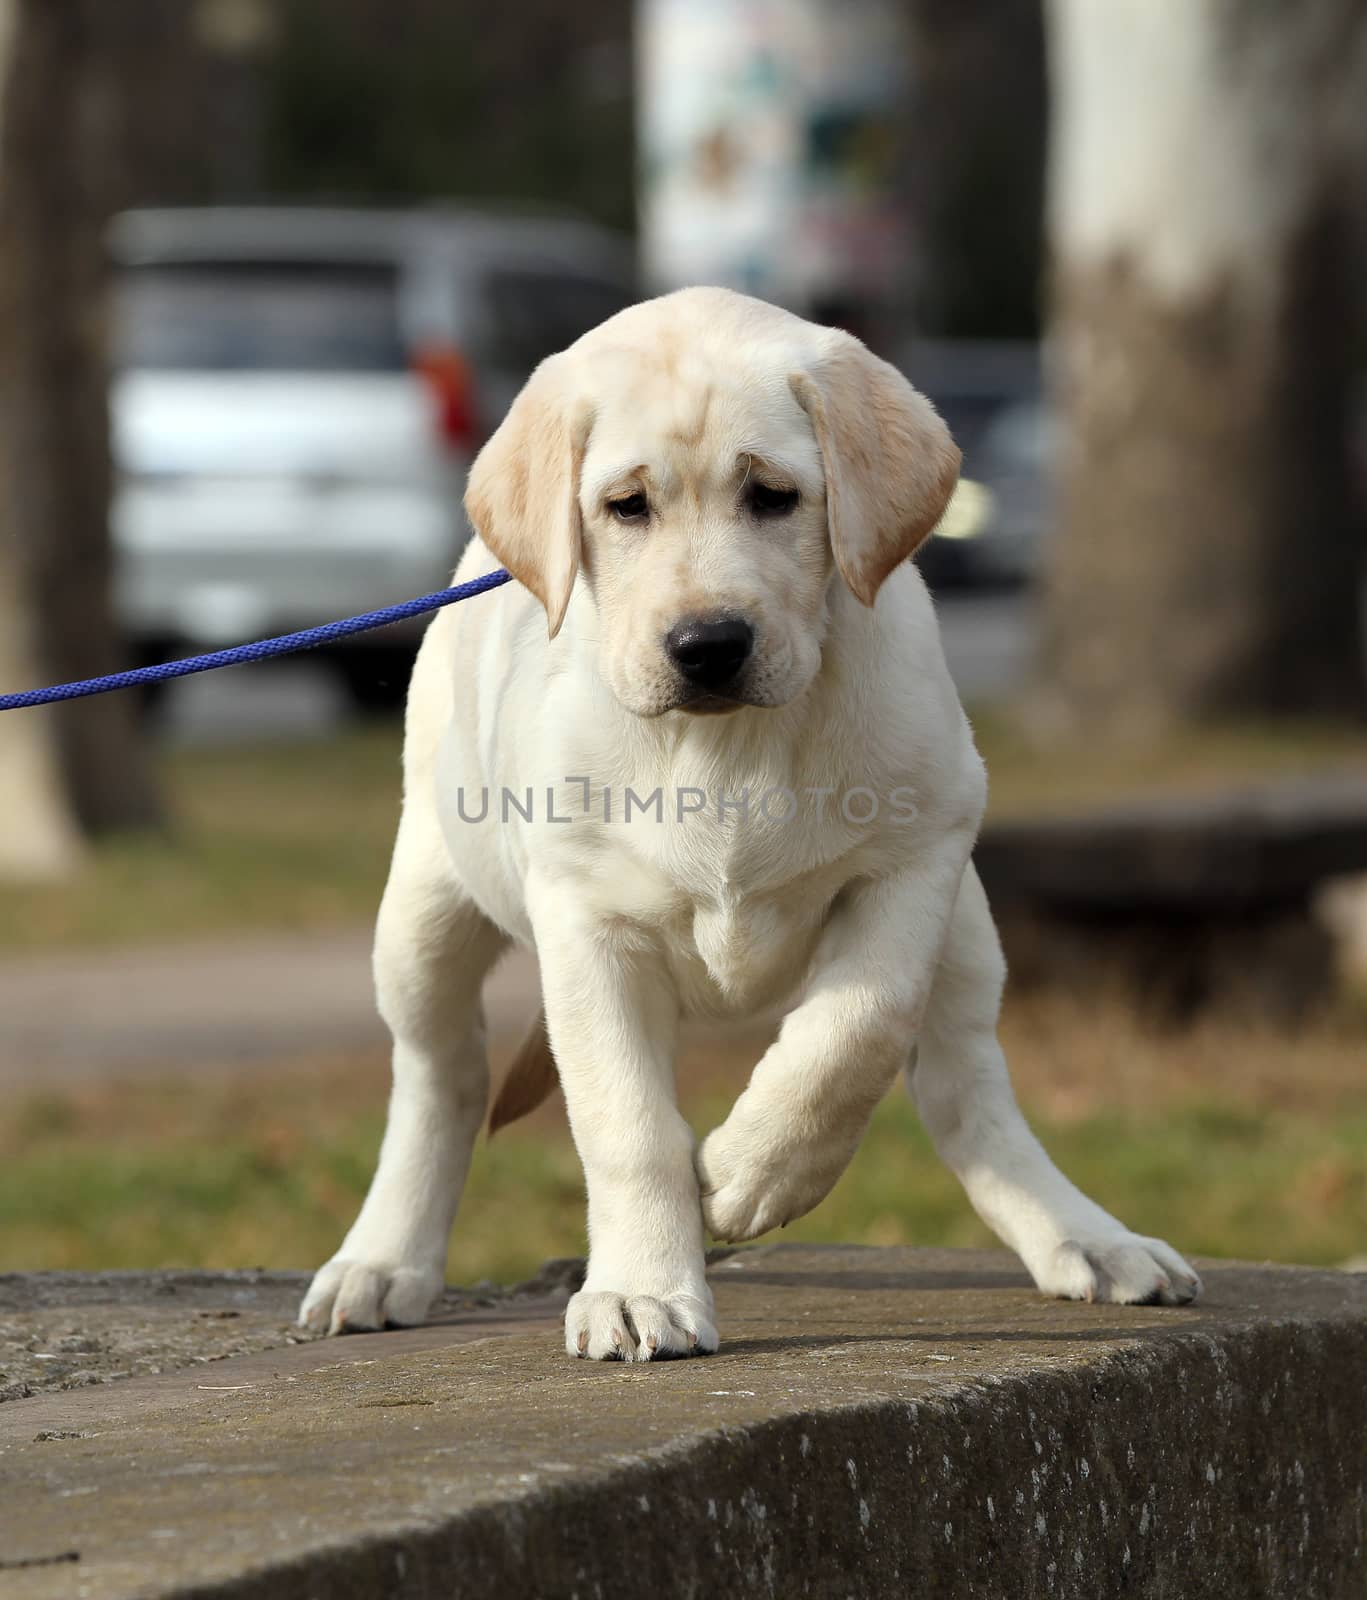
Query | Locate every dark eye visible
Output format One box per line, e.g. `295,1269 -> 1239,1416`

748,482 -> 799,517
608,492 -> 649,522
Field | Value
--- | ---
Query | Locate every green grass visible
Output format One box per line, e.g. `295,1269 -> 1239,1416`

0,728 -> 401,953
4,1065 -> 1365,1281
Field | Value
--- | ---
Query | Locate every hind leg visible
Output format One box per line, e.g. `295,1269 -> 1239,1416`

299,801 -> 506,1334
909,865 -> 1201,1306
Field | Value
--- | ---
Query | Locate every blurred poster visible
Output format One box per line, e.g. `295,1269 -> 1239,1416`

637,0 -> 911,326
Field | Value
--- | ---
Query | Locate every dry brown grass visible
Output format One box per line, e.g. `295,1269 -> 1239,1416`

6,988 -> 1364,1158
997,989 -> 1367,1121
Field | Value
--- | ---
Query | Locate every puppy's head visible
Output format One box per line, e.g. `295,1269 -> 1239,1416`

465,288 -> 959,718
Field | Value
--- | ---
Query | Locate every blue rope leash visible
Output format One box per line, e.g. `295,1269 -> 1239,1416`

0,567 -> 513,712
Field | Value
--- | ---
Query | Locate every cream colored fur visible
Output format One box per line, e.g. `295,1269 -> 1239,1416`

300,288 -> 1200,1358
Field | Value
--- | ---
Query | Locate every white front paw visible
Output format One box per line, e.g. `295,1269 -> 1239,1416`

298,1257 -> 444,1335
1030,1232 -> 1202,1307
565,1289 -> 718,1362
696,1109 -> 855,1242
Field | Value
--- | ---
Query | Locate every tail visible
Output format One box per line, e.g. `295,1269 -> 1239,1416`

488,1008 -> 559,1133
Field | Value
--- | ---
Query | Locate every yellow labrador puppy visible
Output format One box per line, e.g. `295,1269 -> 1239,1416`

300,288 -> 1200,1359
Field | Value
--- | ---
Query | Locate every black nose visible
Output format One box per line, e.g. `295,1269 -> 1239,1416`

665,617 -> 754,690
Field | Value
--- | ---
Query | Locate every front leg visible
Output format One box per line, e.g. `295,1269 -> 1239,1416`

529,875 -> 717,1361
697,840 -> 972,1242
910,865 -> 1201,1306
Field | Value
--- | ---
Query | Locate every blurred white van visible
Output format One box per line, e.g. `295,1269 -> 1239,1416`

111,207 -> 635,709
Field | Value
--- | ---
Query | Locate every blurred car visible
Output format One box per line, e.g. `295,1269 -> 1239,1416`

919,397 -> 1057,590
889,340 -> 1049,591
110,206 -> 636,710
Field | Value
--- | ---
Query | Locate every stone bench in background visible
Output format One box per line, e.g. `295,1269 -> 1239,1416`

977,773 -> 1367,1018
1,1246 -> 1364,1598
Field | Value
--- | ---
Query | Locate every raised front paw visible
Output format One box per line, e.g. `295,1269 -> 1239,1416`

1032,1232 -> 1202,1307
298,1257 -> 444,1336
695,1111 -> 855,1243
565,1289 -> 719,1362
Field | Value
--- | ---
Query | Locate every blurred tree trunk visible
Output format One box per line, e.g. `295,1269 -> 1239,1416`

901,0 -> 1047,338
0,563 -> 84,880
0,0 -> 161,834
0,0 -> 83,878
1039,0 -> 1367,733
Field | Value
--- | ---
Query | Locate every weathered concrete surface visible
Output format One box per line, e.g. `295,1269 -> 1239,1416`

1,1246 -> 1364,1599
0,1260 -> 585,1404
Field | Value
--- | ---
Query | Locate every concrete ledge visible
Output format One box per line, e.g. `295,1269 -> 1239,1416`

2,1247 -> 1364,1598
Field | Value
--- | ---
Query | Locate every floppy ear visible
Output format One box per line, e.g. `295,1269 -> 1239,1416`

790,338 -> 960,606
464,356 -> 592,638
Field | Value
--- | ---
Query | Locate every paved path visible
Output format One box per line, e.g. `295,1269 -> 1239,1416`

0,934 -> 773,1085
0,934 -> 542,1083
